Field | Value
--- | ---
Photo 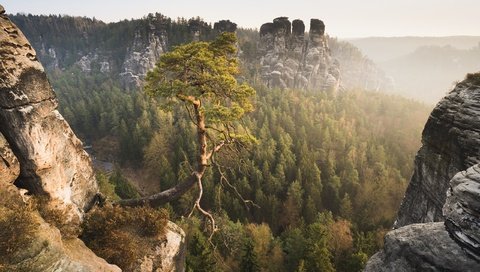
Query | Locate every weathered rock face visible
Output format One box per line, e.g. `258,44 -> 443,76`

259,17 -> 340,93
0,132 -> 19,184
0,10 -> 99,220
120,24 -> 167,89
1,8 -> 187,271
364,222 -> 480,272
395,79 -> 480,227
443,164 -> 480,261
365,76 -> 480,270
135,222 -> 186,272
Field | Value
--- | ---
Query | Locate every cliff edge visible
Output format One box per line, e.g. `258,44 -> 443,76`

365,74 -> 480,271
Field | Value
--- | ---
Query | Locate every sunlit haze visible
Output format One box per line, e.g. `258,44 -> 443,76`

3,0 -> 480,38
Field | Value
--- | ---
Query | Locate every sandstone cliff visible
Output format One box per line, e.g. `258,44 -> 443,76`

10,13 -> 216,90
259,17 -> 340,93
395,76 -> 480,227
365,75 -> 480,271
0,5 -> 185,271
0,131 -> 121,271
0,4 -> 98,222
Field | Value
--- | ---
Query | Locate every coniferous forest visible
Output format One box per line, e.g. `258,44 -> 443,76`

11,13 -> 432,272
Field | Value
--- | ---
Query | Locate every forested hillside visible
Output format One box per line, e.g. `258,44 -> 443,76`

10,13 -> 432,271
48,65 -> 430,271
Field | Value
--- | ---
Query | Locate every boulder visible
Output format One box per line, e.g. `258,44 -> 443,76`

443,164 -> 480,260
364,222 -> 480,272
135,222 -> 186,272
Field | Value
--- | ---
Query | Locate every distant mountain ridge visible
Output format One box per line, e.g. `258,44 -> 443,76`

347,36 -> 480,62
347,36 -> 480,103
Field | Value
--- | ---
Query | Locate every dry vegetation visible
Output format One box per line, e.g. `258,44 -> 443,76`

0,199 -> 37,267
81,205 -> 169,270
466,72 -> 480,85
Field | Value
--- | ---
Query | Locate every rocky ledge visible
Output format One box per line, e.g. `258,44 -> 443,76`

365,222 -> 480,271
444,164 -> 480,261
365,75 -> 480,271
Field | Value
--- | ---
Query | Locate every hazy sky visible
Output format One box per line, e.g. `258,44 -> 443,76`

3,0 -> 480,38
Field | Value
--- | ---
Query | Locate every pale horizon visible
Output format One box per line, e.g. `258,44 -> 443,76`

3,0 -> 480,38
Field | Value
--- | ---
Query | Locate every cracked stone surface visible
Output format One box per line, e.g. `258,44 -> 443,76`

0,9 -> 98,221
395,78 -> 480,227
259,17 -> 340,93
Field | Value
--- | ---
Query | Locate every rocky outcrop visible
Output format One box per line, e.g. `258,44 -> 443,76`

443,164 -> 480,261
0,7 -> 187,271
120,24 -> 167,89
395,78 -> 480,227
136,222 -> 186,272
1,127 -> 118,271
259,17 -> 340,93
364,222 -> 480,271
365,165 -> 480,271
0,9 -> 98,221
365,76 -> 480,271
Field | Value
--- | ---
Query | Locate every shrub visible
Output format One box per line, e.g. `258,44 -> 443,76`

110,170 -> 139,199
81,205 -> 168,270
0,204 -> 37,264
466,72 -> 480,85
96,172 -> 121,201
34,196 -> 81,239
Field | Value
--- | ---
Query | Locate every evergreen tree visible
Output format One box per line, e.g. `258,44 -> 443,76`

240,239 -> 260,272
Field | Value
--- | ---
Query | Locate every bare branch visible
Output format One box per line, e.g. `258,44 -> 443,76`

188,173 -> 218,241
212,156 -> 260,210
206,140 -> 226,161
184,104 -> 198,127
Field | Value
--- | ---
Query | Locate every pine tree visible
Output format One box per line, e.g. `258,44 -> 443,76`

240,239 -> 260,272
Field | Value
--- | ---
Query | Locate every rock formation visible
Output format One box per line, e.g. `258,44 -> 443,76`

0,6 -> 98,221
365,222 -> 480,271
0,6 -> 186,271
365,76 -> 480,271
135,222 -> 186,272
259,17 -> 340,93
1,130 -> 121,271
395,77 -> 480,227
443,164 -> 480,261
120,22 -> 168,89
0,132 -> 19,184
